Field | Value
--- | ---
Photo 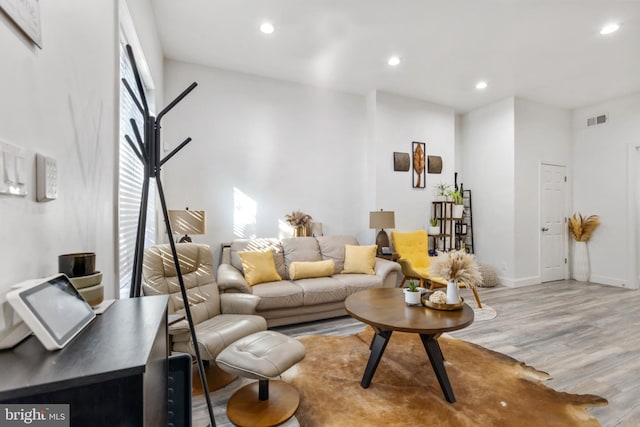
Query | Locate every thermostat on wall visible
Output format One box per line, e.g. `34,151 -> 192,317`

36,153 -> 57,202
6,274 -> 96,350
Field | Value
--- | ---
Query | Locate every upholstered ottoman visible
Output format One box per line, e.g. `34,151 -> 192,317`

216,331 -> 306,427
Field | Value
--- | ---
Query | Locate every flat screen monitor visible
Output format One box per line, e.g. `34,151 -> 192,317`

7,274 -> 96,350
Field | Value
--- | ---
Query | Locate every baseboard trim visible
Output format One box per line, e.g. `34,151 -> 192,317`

497,275 -> 541,288
589,275 -> 629,288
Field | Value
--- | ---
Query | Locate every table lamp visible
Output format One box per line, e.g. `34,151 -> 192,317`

369,210 -> 395,254
168,208 -> 207,243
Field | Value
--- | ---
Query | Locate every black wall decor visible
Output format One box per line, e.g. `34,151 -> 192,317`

121,45 -> 216,426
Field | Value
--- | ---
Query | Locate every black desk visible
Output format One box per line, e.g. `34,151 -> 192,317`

0,295 -> 169,426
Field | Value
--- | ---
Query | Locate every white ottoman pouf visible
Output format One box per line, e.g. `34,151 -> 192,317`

478,264 -> 498,287
216,330 -> 306,427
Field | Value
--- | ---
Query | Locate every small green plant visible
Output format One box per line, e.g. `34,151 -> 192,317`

429,217 -> 438,227
450,190 -> 463,205
407,280 -> 419,292
433,183 -> 452,199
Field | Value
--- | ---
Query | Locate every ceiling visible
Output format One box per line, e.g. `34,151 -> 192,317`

151,0 -> 640,113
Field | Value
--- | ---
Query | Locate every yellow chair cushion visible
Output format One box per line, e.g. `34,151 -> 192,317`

342,244 -> 376,275
391,230 -> 431,269
238,250 -> 282,286
289,260 -> 335,280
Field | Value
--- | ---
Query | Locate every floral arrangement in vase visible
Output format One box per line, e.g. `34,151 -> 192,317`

285,210 -> 312,237
568,213 -> 600,242
568,213 -> 600,281
431,250 -> 482,304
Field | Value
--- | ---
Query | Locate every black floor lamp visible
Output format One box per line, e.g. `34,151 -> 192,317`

121,44 -> 216,426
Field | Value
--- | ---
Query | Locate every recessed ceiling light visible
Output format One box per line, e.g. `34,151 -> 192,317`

600,23 -> 620,35
260,22 -> 275,34
388,56 -> 401,66
475,81 -> 488,90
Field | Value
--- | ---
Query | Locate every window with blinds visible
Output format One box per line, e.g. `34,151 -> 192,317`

118,41 -> 156,298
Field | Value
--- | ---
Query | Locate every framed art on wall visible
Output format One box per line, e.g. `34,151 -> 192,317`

393,152 -> 410,171
412,141 -> 425,188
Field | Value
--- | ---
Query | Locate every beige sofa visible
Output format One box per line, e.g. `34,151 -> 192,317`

217,236 -> 402,327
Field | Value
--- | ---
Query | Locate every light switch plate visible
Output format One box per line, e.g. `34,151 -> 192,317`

36,153 -> 57,202
0,140 -> 28,196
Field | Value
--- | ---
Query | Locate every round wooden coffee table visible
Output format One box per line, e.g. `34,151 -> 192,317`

345,287 -> 474,403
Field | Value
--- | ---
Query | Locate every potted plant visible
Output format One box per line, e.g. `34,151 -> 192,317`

428,217 -> 440,236
433,183 -> 452,202
568,213 -> 600,281
450,190 -> 464,218
403,280 -> 422,305
431,250 -> 482,304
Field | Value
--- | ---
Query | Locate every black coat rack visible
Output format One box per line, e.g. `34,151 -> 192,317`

121,44 -> 216,426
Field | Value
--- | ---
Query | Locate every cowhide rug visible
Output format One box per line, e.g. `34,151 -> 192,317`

282,327 -> 607,427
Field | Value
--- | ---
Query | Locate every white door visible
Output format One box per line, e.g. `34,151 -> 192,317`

540,164 -> 566,282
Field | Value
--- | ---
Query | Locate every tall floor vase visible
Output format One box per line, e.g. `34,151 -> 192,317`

572,241 -> 590,282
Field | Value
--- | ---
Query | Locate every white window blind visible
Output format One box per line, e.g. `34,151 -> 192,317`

118,41 -> 156,298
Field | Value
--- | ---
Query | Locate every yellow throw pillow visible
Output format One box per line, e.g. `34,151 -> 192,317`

342,244 -> 376,275
289,260 -> 335,280
238,250 -> 282,286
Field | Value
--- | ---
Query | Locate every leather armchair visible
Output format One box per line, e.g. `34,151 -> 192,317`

142,243 -> 267,361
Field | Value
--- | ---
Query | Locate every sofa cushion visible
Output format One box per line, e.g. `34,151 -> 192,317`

316,235 -> 359,273
238,250 -> 282,286
231,239 -> 286,279
289,260 -> 335,280
282,237 -> 322,279
342,244 -> 376,275
333,273 -> 384,296
295,277 -> 349,305
251,280 -> 304,310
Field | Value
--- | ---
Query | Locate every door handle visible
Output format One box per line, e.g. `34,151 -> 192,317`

541,227 -> 549,232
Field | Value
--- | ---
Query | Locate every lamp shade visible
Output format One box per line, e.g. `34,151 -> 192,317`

168,210 -> 207,235
369,211 -> 395,229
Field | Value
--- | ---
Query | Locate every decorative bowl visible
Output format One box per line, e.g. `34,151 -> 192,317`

59,253 -> 96,278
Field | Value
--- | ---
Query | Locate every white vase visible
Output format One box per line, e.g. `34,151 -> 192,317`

573,241 -> 590,282
404,289 -> 421,305
446,280 -> 460,304
452,205 -> 464,218
428,226 -> 440,236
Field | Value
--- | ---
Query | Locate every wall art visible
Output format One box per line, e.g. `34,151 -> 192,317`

428,155 -> 443,174
393,152 -> 410,171
412,141 -> 425,188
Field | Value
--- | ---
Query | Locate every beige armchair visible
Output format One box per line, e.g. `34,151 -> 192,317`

142,243 -> 267,389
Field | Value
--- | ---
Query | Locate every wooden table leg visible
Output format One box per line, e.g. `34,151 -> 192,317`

361,329 -> 392,388
420,334 -> 456,403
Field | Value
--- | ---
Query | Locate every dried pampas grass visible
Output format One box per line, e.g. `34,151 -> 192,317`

568,213 -> 600,242
431,250 -> 482,290
285,210 -> 312,227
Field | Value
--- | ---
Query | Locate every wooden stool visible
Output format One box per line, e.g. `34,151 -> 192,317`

216,331 -> 306,427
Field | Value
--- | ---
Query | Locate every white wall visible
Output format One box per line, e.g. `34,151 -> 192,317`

572,92 -> 640,288
0,1 -> 118,329
514,98 -> 572,284
161,60 -> 369,261
372,91 -> 456,234
461,98 -> 515,283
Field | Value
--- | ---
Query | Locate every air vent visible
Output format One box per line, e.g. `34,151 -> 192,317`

587,114 -> 608,127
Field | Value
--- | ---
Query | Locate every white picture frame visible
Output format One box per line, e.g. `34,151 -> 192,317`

0,0 -> 42,48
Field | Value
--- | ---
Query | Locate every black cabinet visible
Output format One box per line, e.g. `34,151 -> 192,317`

0,295 -> 169,427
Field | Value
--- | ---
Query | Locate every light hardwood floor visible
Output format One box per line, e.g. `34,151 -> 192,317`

194,280 -> 639,427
